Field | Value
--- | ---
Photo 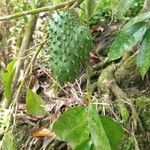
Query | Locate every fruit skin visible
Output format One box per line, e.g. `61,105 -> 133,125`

47,10 -> 93,84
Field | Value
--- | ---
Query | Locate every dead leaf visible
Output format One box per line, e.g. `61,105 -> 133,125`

91,25 -> 104,32
30,127 -> 55,138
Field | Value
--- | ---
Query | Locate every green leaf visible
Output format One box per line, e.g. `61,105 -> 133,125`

26,88 -> 46,116
52,106 -> 89,149
137,29 -> 150,78
74,138 -> 93,150
118,0 -> 135,17
85,0 -> 101,20
53,105 -> 124,150
124,11 -> 150,29
80,0 -> 102,21
2,60 -> 16,101
87,105 -> 124,150
87,104 -> 112,150
2,130 -> 17,150
100,116 -> 124,150
108,22 -> 148,60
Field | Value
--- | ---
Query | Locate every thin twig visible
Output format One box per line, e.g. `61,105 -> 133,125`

0,0 -> 77,21
12,37 -> 47,127
7,15 -> 38,108
70,0 -> 85,8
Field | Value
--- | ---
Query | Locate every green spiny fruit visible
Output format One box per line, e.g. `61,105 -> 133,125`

47,10 -> 93,84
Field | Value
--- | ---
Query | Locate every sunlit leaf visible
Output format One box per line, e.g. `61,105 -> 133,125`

87,104 -> 112,150
86,0 -> 101,20
108,21 -> 148,60
137,28 -> 150,78
100,116 -> 124,149
87,105 -> 124,150
52,106 -> 89,149
26,88 -> 46,116
2,130 -> 16,150
80,0 -> 102,21
74,138 -> 93,150
2,60 -> 16,101
52,105 -> 124,150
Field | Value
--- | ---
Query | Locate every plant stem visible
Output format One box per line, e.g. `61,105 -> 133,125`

3,15 -> 38,109
12,38 -> 47,127
0,0 -> 77,21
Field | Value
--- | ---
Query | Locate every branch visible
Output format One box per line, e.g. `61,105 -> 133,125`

70,0 -> 85,8
0,0 -> 77,21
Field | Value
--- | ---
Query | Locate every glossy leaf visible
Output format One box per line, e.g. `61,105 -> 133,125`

87,104 -> 112,150
108,22 -> 148,60
2,130 -> 16,150
137,29 -> 150,78
52,106 -> 89,149
26,88 -> 46,116
2,60 -> 16,101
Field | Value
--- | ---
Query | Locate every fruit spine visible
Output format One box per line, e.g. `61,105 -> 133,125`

47,10 -> 93,84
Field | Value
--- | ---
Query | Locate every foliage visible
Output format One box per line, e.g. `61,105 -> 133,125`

8,0 -> 31,56
80,0 -> 101,21
137,29 -> 150,77
88,0 -> 144,25
118,0 -> 144,18
134,97 -> 150,131
2,60 -> 16,101
118,0 -> 136,17
89,0 -> 118,24
108,21 -> 148,60
52,105 -> 124,150
0,0 -> 149,149
108,11 -> 150,77
26,88 -> 46,116
125,0 -> 144,18
1,130 -> 17,150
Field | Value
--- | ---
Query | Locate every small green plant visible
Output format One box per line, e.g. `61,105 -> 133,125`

52,105 -> 124,150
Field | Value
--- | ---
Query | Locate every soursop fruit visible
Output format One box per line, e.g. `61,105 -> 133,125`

46,10 -> 93,84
